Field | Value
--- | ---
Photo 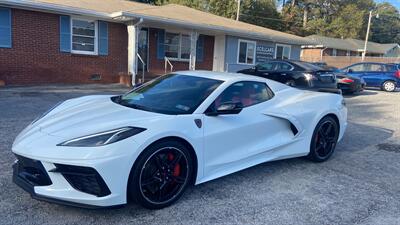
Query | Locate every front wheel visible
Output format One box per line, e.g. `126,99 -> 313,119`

128,140 -> 193,209
382,81 -> 396,92
307,116 -> 339,162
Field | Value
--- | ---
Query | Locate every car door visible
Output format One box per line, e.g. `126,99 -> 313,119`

273,62 -> 295,84
202,81 -> 291,179
346,63 -> 366,79
255,62 -> 277,80
362,63 -> 386,87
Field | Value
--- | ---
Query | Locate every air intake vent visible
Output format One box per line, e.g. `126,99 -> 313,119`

290,122 -> 299,136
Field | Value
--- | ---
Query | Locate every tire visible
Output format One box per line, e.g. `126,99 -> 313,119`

382,81 -> 396,92
128,140 -> 193,209
307,116 -> 339,162
285,80 -> 296,87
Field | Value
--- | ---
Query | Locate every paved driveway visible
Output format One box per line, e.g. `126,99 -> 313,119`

0,85 -> 399,225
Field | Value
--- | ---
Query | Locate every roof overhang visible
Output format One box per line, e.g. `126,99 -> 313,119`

0,0 -> 314,46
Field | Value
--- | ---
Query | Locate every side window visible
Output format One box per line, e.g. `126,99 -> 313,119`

212,81 -> 273,110
368,64 -> 384,72
256,62 -> 276,71
276,62 -> 293,71
348,64 -> 365,72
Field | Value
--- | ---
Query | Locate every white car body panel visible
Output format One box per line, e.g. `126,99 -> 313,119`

12,71 -> 347,207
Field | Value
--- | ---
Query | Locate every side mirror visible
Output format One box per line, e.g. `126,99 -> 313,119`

348,69 -> 353,73
206,102 -> 243,116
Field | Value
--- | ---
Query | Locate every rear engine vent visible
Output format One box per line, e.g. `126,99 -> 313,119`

290,122 -> 299,136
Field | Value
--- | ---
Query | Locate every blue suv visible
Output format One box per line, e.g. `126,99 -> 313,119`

341,62 -> 400,92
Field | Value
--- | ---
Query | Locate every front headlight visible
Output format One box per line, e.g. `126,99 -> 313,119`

31,101 -> 63,125
57,127 -> 146,147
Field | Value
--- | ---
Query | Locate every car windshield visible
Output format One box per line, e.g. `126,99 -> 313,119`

115,74 -> 223,115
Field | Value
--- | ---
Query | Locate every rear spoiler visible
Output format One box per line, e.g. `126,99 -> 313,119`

318,88 -> 342,95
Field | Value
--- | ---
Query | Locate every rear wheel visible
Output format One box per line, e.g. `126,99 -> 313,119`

128,140 -> 193,209
382,81 -> 396,92
307,116 -> 339,162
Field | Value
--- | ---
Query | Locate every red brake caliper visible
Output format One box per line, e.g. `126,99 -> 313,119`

168,153 -> 181,177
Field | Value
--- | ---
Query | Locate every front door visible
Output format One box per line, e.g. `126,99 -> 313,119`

202,81 -> 289,179
137,28 -> 149,73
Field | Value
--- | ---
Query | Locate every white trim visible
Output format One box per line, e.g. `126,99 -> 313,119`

275,43 -> 291,60
70,17 -> 98,55
237,39 -> 256,65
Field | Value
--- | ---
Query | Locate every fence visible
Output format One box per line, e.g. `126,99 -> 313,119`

301,56 -> 400,68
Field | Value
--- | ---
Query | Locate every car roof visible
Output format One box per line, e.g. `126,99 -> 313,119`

173,70 -> 266,82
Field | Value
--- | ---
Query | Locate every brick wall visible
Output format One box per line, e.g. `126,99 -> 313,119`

0,9 -> 128,85
148,28 -> 214,74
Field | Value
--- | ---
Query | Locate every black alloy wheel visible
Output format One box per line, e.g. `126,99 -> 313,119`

308,116 -> 339,162
128,140 -> 193,209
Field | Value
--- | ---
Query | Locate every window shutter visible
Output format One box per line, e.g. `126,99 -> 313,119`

0,8 -> 12,48
59,15 -> 71,52
98,21 -> 108,55
156,29 -> 165,60
196,35 -> 204,62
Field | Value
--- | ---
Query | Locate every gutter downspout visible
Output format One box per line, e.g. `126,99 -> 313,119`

320,47 -> 327,61
127,18 -> 143,87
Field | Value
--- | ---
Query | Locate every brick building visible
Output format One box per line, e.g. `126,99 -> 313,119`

302,35 -> 400,61
0,0 -> 311,86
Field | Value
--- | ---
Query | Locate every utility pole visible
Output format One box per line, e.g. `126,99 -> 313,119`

236,0 -> 241,21
362,11 -> 372,61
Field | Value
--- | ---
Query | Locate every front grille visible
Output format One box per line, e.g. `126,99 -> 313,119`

51,164 -> 111,197
14,155 -> 52,186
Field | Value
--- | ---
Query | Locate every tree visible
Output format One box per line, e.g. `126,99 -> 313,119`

370,3 -> 400,43
239,0 -> 283,30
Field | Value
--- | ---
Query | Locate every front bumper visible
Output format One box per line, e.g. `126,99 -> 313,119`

12,153 -> 130,208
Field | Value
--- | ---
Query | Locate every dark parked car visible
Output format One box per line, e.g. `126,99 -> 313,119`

336,73 -> 366,94
341,62 -> 400,92
310,62 -> 339,71
238,60 -> 337,90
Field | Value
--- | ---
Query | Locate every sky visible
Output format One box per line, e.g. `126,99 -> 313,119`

374,0 -> 399,9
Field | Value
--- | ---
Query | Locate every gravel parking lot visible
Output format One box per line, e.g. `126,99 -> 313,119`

0,85 -> 399,225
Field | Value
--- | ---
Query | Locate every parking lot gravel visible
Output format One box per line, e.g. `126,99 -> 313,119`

0,85 -> 399,225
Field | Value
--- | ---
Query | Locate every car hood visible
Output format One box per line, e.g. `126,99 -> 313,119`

18,95 -> 166,140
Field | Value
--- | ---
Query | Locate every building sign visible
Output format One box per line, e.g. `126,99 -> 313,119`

256,45 -> 275,63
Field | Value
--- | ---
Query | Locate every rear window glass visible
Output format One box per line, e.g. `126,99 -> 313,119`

292,61 -> 323,70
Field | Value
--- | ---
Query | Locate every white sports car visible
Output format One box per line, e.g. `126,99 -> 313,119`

12,71 -> 347,209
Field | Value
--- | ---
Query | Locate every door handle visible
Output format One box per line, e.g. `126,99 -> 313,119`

281,73 -> 287,76
263,73 -> 269,76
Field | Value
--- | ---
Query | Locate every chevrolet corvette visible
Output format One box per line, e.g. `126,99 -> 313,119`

12,71 -> 347,209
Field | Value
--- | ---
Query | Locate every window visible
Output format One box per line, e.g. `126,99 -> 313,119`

256,62 -> 277,71
332,49 -> 337,56
165,32 -> 190,60
119,74 -> 223,115
275,62 -> 294,71
347,64 -> 366,72
71,18 -> 97,54
275,44 -> 291,59
238,40 -> 256,65
366,63 -> 385,72
211,81 -> 273,110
